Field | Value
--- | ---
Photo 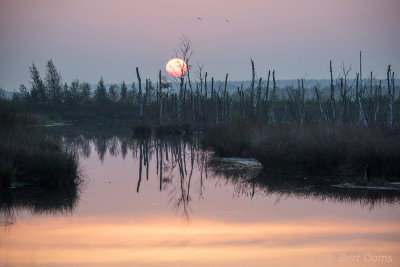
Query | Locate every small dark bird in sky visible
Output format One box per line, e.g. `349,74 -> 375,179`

225,19 -> 230,23
197,17 -> 202,21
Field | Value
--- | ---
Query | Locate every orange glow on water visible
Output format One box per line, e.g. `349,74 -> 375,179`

1,216 -> 399,266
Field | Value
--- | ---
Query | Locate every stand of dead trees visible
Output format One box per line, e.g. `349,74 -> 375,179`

7,51 -> 398,129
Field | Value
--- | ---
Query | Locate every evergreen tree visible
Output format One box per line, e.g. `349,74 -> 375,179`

70,79 -> 80,104
62,82 -> 71,104
29,63 -> 46,104
120,81 -> 128,104
94,77 -> 107,104
128,82 -> 136,105
19,84 -> 29,101
45,59 -> 62,105
108,83 -> 119,103
80,82 -> 91,104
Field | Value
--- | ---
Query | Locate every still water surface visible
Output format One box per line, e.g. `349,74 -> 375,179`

1,126 -> 399,266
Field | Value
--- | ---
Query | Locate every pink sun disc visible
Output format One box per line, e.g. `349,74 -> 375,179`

166,58 -> 187,77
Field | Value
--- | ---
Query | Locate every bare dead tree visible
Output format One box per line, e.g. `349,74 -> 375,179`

387,65 -> 393,126
287,79 -> 305,124
239,84 -> 245,118
263,70 -> 271,120
204,72 -> 208,100
300,79 -> 305,124
339,63 -> 352,124
136,67 -> 143,119
250,59 -> 256,115
269,70 -> 276,123
256,77 -> 262,114
159,70 -> 163,124
215,85 -> 219,125
356,72 -> 368,126
172,36 -> 193,128
374,80 -> 382,124
329,60 -> 336,123
223,73 -> 228,122
314,85 -> 328,122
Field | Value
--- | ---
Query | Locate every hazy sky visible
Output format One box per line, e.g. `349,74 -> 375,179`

0,0 -> 399,90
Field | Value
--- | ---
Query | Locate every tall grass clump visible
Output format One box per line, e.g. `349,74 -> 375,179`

14,138 -> 80,188
0,102 -> 81,190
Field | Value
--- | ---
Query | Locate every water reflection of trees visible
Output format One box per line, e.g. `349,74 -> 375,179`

208,159 -> 400,210
46,125 -> 210,221
43,125 -> 400,220
127,136 -> 211,222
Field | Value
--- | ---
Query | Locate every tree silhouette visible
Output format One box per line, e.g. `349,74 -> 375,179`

120,81 -> 128,104
80,82 -> 91,104
45,59 -> 63,105
94,77 -> 107,105
29,63 -> 46,104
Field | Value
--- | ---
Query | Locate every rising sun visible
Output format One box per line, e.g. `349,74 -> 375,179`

166,58 -> 187,77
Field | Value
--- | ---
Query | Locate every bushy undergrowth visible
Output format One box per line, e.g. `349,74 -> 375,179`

205,122 -> 400,180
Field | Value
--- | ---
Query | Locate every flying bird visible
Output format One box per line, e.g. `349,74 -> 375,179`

197,17 -> 202,21
225,19 -> 230,23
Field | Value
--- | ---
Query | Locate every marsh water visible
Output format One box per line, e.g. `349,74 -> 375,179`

1,125 -> 400,267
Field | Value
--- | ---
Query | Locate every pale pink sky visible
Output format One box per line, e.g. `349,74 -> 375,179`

0,0 -> 399,90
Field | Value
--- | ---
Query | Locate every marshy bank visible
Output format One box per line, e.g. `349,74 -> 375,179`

204,122 -> 400,186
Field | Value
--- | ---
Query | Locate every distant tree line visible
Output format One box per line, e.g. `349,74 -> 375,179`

6,51 -> 399,127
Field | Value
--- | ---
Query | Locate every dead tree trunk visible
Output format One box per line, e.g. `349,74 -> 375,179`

300,79 -> 305,124
223,73 -> 228,123
256,77 -> 262,114
136,67 -> 143,119
264,70 -> 270,120
215,87 -> 219,125
270,70 -> 276,123
159,70 -> 163,124
204,72 -> 208,100
374,80 -> 382,124
314,86 -> 328,122
250,59 -> 256,116
387,65 -> 393,126
239,84 -> 245,118
330,60 -> 336,123
357,73 -> 368,126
